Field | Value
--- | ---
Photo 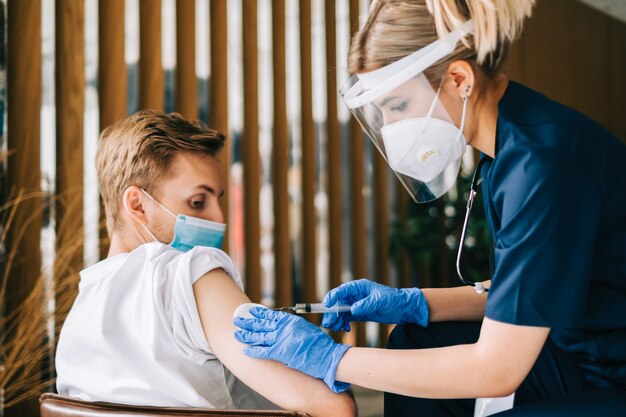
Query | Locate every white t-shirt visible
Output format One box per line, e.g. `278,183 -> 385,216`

56,243 -> 276,409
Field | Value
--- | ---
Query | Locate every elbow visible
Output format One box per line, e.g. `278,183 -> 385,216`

332,393 -> 357,417
313,393 -> 356,417
481,372 -> 523,398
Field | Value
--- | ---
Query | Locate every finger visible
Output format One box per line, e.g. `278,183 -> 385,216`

233,316 -> 278,332
324,281 -> 361,307
323,288 -> 340,308
242,345 -> 271,360
350,297 -> 374,317
322,312 -> 340,329
249,307 -> 294,323
234,329 -> 275,346
332,319 -> 348,333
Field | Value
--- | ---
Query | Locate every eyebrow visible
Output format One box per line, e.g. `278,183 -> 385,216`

197,185 -> 225,197
378,95 -> 400,108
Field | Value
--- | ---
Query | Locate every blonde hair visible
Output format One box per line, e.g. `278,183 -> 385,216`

96,110 -> 225,232
350,0 -> 534,83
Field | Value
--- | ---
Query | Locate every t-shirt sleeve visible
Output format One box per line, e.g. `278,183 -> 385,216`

162,247 -> 244,361
485,143 -> 601,327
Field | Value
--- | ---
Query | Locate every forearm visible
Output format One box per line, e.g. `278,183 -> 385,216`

335,317 -> 549,400
336,343 -> 509,399
422,280 -> 489,322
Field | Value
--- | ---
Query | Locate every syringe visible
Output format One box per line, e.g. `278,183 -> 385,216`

275,303 -> 352,314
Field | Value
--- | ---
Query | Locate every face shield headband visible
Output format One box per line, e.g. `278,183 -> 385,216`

340,20 -> 474,203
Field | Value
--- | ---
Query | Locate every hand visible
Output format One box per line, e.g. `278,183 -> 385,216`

322,279 -> 429,332
233,307 -> 351,393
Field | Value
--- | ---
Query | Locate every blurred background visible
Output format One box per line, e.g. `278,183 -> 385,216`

0,0 -> 624,415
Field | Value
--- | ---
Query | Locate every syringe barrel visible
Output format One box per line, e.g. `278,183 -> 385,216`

294,303 -> 352,314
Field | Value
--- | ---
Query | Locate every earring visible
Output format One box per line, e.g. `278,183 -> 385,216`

462,85 -> 471,102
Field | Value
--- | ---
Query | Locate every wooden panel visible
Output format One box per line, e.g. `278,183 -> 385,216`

99,0 -> 126,258
272,0 -> 292,307
374,154 -> 392,346
348,0 -> 367,347
139,0 -> 164,111
325,0 -> 342,291
55,0 -> 85,279
242,0 -> 261,303
299,0 -> 316,304
5,2 -> 42,415
506,0 -> 625,141
176,0 -> 197,119
6,0 -> 42,312
209,0 -> 230,250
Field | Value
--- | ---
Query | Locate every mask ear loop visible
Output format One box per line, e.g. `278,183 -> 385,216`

420,84 -> 442,134
140,188 -> 178,244
141,188 -> 178,219
457,85 -> 470,142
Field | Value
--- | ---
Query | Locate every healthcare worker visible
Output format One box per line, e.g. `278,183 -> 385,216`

233,0 -> 626,415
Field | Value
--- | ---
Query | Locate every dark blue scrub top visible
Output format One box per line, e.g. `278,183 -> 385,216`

481,82 -> 626,389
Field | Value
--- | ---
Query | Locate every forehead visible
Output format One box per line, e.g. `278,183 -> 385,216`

373,76 -> 433,107
160,151 -> 222,188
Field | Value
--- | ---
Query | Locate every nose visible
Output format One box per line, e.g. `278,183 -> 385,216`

382,111 -> 401,127
208,199 -> 225,224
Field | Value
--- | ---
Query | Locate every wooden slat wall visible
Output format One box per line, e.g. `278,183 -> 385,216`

98,0 -> 126,258
55,0 -> 85,280
5,2 -> 42,415
210,0 -> 230,251
325,0 -> 342,294
139,0 -> 164,111
272,0 -> 292,307
348,0 -> 367,347
299,0 -> 317,306
176,0 -> 197,119
506,0 -> 626,142
242,0 -> 261,303
6,0 -> 42,315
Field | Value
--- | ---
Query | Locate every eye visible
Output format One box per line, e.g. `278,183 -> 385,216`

189,194 -> 206,209
390,101 -> 408,112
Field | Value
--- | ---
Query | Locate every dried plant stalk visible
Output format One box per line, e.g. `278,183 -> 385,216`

1,190 -> 87,409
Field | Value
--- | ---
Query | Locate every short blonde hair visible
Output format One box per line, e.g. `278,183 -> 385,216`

96,110 -> 225,232
350,0 -> 534,83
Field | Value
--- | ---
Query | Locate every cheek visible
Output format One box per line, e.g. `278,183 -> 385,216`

148,211 -> 177,242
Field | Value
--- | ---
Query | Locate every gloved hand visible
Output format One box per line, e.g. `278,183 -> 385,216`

322,279 -> 429,332
233,307 -> 351,393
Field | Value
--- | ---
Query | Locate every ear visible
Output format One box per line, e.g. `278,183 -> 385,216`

122,185 -> 148,225
446,60 -> 476,99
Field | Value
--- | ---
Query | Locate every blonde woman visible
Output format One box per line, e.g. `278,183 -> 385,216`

234,0 -> 626,415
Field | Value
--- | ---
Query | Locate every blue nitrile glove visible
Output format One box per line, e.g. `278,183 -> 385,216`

322,279 -> 429,332
233,307 -> 351,393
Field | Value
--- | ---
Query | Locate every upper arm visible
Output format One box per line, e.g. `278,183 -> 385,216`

193,270 -> 355,417
475,317 -> 550,395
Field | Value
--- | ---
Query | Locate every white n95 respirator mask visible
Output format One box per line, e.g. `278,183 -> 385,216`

340,20 -> 474,203
381,91 -> 468,184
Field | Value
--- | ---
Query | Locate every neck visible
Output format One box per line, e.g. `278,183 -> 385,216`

466,75 -> 508,158
107,234 -> 134,257
107,226 -> 150,257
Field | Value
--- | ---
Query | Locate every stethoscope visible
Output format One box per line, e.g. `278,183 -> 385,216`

456,157 -> 491,294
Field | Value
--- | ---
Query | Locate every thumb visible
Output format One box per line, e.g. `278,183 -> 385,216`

243,345 -> 271,360
350,296 -> 375,317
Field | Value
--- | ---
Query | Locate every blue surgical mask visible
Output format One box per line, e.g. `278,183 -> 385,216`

140,189 -> 226,252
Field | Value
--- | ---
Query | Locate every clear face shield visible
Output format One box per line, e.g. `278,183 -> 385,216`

340,20 -> 474,203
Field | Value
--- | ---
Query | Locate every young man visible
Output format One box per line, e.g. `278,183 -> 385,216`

55,110 -> 355,417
